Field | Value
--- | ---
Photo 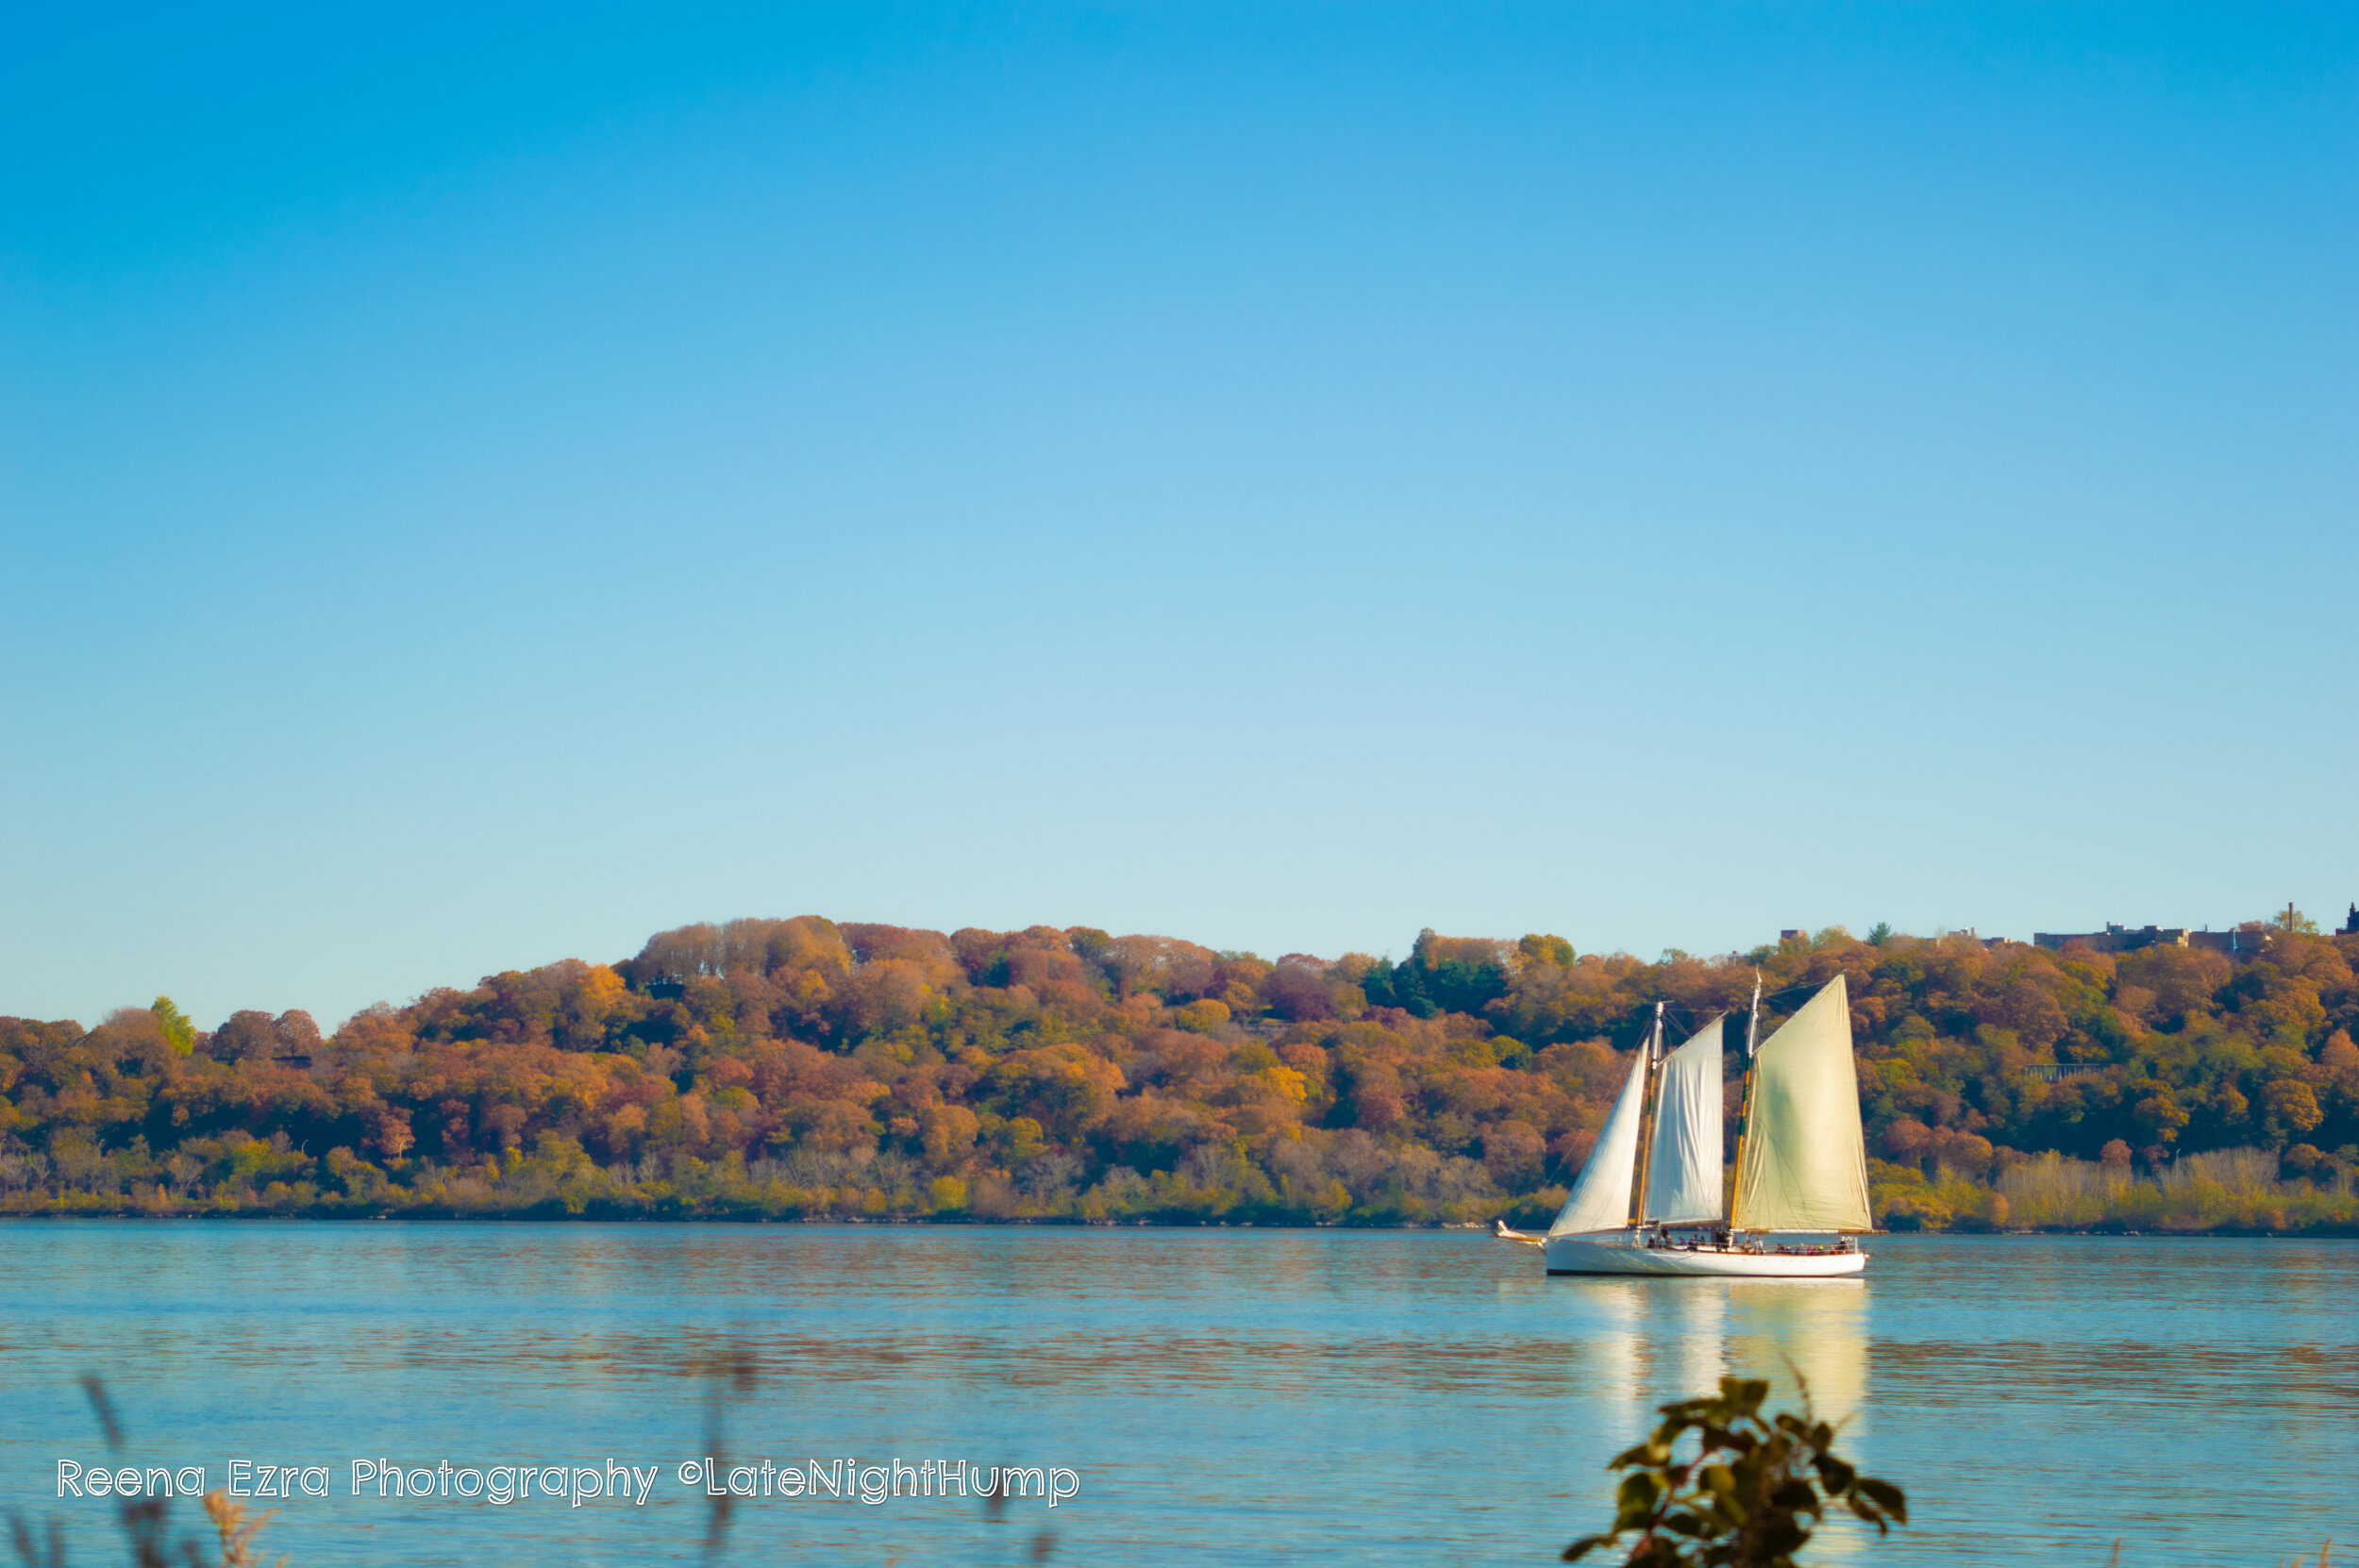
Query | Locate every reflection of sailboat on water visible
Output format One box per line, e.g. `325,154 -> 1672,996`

1575,1281 -> 1728,1454
1495,976 -> 1873,1276
1733,1279 -> 1867,1432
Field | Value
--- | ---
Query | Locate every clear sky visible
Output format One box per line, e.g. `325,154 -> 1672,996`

3,3 -> 2353,1031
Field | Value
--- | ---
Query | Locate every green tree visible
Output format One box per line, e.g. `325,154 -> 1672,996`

1520,933 -> 1578,967
150,995 -> 196,1056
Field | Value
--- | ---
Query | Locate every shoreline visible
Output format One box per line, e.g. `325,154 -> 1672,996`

2,1208 -> 2353,1238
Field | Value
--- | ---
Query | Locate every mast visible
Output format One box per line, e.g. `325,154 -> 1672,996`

1626,1003 -> 1665,1229
1730,973 -> 1762,1233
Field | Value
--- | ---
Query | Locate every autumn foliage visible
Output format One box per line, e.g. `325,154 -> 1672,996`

1,917 -> 2354,1228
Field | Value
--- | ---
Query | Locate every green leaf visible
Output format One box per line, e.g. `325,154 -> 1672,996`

1856,1477 -> 1908,1523
1847,1494 -> 1897,1533
1559,1374 -> 1907,1565
1616,1473 -> 1663,1511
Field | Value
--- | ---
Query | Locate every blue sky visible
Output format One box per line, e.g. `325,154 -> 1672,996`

3,3 -> 2353,1030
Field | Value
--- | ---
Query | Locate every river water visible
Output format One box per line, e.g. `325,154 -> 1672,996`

0,1224 -> 2350,1566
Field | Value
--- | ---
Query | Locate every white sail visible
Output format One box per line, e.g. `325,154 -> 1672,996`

1731,975 -> 1873,1232
1643,1017 -> 1725,1225
1548,1043 -> 1648,1236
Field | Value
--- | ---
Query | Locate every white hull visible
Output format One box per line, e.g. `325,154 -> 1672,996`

1545,1233 -> 1865,1277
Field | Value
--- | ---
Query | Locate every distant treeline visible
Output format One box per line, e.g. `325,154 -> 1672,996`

2,914 -> 2354,1230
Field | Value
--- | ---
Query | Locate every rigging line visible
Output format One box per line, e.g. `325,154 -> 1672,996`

1639,1005 -> 1720,1046
1652,993 -> 1782,1029
1622,974 -> 1841,1042
1660,1008 -> 1729,1046
1617,981 -> 1838,1049
1693,976 -> 1838,1015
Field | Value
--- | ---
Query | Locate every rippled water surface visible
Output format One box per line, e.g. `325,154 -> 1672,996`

1,1224 -> 2351,1565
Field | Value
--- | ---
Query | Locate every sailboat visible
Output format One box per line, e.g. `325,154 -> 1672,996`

1494,975 -> 1872,1277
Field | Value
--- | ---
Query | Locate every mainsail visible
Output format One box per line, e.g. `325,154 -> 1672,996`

1731,975 -> 1872,1232
1547,1042 -> 1648,1236
1642,1016 -> 1725,1225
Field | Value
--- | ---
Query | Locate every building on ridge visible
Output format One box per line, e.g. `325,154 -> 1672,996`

2033,922 -> 2275,957
2033,923 -> 2186,955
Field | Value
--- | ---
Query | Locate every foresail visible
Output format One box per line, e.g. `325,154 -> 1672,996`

1642,1017 -> 1725,1225
1732,975 -> 1873,1232
1548,1043 -> 1648,1236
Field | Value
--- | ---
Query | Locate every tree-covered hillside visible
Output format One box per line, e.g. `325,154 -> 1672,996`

2,914 -> 2353,1228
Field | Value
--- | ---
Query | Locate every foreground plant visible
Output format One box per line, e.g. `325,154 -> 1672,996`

1564,1376 -> 1906,1567
6,1378 -> 282,1568
196,1494 -> 284,1568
